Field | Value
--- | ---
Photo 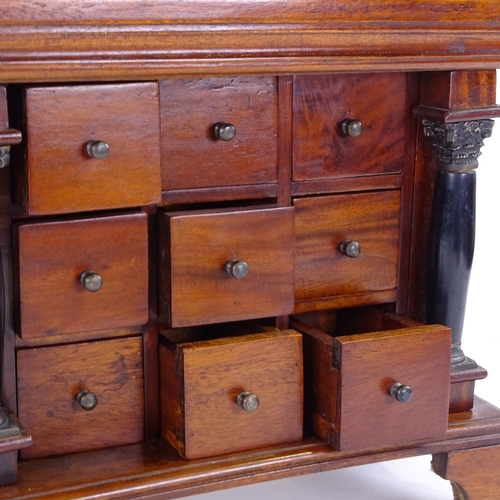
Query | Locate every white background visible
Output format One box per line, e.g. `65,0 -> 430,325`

185,74 -> 500,500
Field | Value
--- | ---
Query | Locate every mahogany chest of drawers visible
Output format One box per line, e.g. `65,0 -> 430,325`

1,2 -> 500,499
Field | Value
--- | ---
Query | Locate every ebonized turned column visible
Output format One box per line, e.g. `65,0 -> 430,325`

423,119 -> 494,369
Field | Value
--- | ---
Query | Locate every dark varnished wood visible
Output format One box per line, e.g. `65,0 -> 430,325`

292,311 -> 451,452
408,70 -> 498,323
409,71 -> 498,416
14,83 -> 161,216
160,77 -> 278,193
159,206 -> 295,327
0,87 -> 19,460
0,3 -> 499,498
433,445 -> 500,499
161,184 -> 278,206
2,0 -> 500,24
294,190 -> 401,311
277,76 -> 293,206
1,398 -> 500,499
159,327 -> 303,459
291,173 -> 403,197
0,3 -> 500,85
293,73 -> 407,182
16,336 -> 144,459
16,213 -> 149,338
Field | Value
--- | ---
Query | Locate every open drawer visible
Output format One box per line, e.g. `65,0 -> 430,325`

290,308 -> 451,452
159,321 -> 303,459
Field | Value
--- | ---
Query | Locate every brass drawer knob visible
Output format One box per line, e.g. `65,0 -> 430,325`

214,122 -> 237,141
340,119 -> 364,137
225,259 -> 249,279
389,382 -> 413,403
76,389 -> 98,411
236,391 -> 259,412
339,240 -> 361,258
80,270 -> 103,292
86,140 -> 110,159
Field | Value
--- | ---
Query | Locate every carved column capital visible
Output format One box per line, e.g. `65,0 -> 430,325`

0,146 -> 10,169
423,119 -> 494,170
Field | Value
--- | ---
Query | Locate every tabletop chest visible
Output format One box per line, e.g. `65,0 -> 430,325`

1,2 -> 500,498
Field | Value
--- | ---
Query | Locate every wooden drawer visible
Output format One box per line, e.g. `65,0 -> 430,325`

160,77 -> 278,191
18,82 -> 161,215
159,324 -> 303,459
294,190 -> 401,310
291,309 -> 451,451
159,206 -> 294,327
17,336 -> 144,459
293,73 -> 407,181
16,212 -> 149,339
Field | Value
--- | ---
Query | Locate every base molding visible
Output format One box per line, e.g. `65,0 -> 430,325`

432,444 -> 500,500
2,397 -> 500,499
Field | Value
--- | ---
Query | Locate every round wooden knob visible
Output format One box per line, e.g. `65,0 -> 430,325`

236,391 -> 259,412
389,383 -> 413,403
225,260 -> 249,279
339,240 -> 361,258
340,119 -> 364,137
80,270 -> 103,292
86,140 -> 110,159
76,389 -> 98,411
214,122 -> 236,141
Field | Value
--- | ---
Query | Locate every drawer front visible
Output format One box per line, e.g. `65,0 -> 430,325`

17,213 -> 149,339
160,328 -> 303,459
294,190 -> 401,305
159,206 -> 295,327
24,83 -> 161,215
293,73 -> 407,181
160,77 -> 278,190
293,312 -> 451,451
334,325 -> 451,450
17,336 -> 144,459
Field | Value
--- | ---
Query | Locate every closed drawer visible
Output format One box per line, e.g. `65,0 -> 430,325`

17,336 -> 144,459
291,308 -> 451,451
19,82 -> 161,215
293,73 -> 407,181
294,190 -> 400,310
16,212 -> 149,339
159,206 -> 294,328
159,324 -> 303,459
160,77 -> 278,191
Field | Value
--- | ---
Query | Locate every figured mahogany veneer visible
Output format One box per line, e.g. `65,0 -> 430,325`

1,2 -> 500,497
294,190 -> 401,311
16,336 -> 144,459
159,206 -> 295,327
160,77 -> 278,192
292,310 -> 451,451
16,213 -> 149,338
293,73 -> 407,182
159,325 -> 303,459
15,83 -> 161,216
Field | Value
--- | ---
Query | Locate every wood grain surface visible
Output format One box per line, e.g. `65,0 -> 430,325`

17,336 -> 144,459
161,77 -> 278,191
294,190 -> 401,305
293,313 -> 451,451
293,73 -> 407,181
18,83 -> 160,215
160,327 -> 303,459
159,206 -> 295,327
16,213 -> 149,338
